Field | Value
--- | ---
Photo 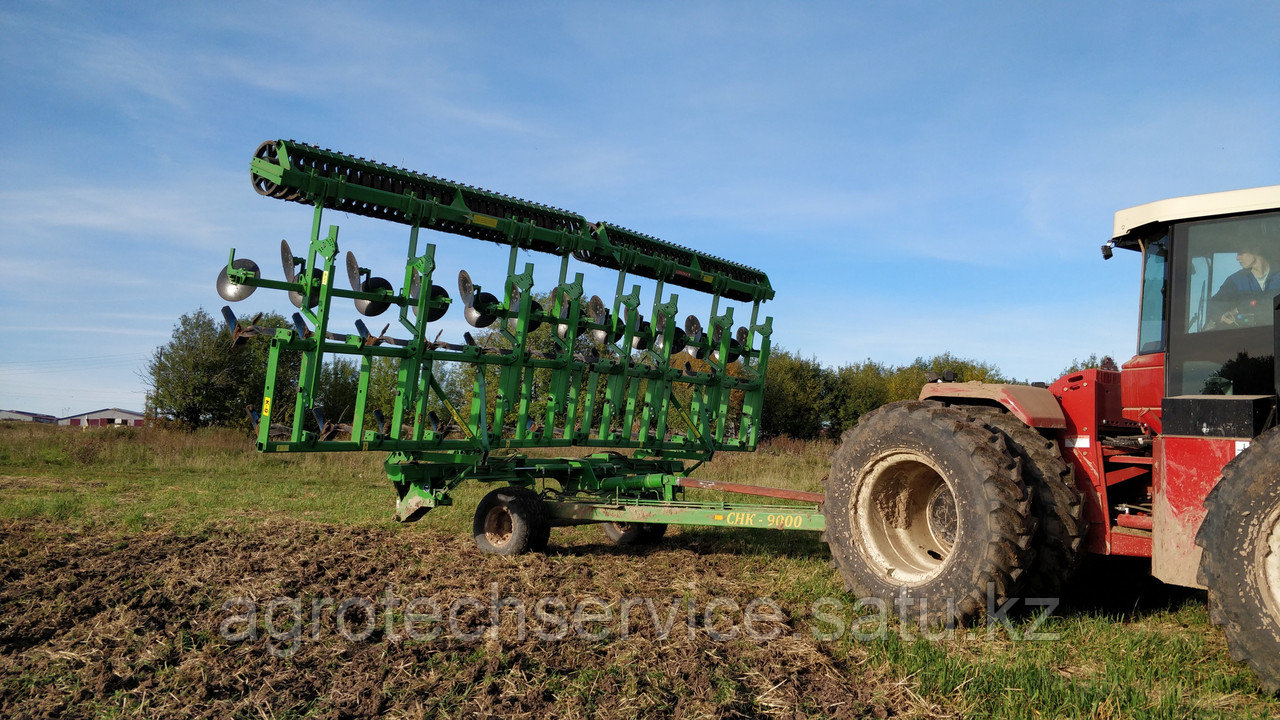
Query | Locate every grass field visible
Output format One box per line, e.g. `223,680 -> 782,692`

1,422 -> 1278,719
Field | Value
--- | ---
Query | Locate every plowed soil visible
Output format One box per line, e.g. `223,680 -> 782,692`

0,520 -> 938,719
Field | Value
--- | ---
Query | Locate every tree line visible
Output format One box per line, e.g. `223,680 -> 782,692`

145,308 -> 1103,438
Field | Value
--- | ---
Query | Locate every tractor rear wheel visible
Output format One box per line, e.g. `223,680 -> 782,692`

825,401 -> 1036,627
473,486 -> 550,555
967,406 -> 1085,598
601,521 -> 668,545
1197,428 -> 1280,693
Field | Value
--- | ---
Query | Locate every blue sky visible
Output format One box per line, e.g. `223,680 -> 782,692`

1,1 -> 1277,417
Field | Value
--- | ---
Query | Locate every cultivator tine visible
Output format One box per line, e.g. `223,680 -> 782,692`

458,270 -> 500,328
286,313 -> 350,342
216,258 -> 260,302
221,306 -> 238,333
459,331 -> 508,356
350,320 -> 393,347
352,321 -> 398,347
222,306 -> 270,348
313,408 -> 341,441
346,251 -> 393,317
427,410 -> 459,437
291,313 -> 312,339
353,319 -> 389,347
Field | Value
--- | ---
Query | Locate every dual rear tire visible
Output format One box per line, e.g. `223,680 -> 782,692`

967,406 -> 1085,597
824,400 -> 1085,627
825,402 -> 1038,626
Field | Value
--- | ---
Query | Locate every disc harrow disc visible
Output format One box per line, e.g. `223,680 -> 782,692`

216,258 -> 260,302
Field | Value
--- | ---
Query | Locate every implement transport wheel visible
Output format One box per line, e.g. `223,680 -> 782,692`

601,521 -> 668,545
825,401 -> 1035,627
1197,427 -> 1280,693
473,486 -> 550,556
966,405 -> 1085,598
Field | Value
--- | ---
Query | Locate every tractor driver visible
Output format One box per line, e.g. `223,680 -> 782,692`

1211,241 -> 1280,327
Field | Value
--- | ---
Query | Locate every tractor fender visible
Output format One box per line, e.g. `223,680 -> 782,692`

919,382 -> 1067,430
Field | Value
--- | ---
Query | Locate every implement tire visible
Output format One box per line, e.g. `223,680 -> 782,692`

601,521 -> 668,545
1196,428 -> 1280,694
473,486 -> 550,555
825,401 -> 1035,626
967,406 -> 1085,598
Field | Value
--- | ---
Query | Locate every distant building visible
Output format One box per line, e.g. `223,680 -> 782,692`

58,408 -> 146,427
0,409 -> 57,424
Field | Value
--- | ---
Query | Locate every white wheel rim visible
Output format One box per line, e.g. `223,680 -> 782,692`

852,450 -> 959,585
1263,504 -> 1280,622
484,506 -> 513,546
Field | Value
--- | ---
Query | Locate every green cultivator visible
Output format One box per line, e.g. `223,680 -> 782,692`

218,140 -> 819,553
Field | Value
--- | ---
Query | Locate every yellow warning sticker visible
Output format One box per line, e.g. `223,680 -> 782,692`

471,214 -> 499,228
262,396 -> 272,416
713,514 -> 724,521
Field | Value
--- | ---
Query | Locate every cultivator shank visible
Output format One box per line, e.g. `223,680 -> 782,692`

220,140 -> 784,527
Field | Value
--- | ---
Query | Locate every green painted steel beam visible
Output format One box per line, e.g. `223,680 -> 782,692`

546,498 -> 825,532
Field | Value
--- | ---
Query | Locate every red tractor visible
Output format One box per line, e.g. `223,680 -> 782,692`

824,185 -> 1280,690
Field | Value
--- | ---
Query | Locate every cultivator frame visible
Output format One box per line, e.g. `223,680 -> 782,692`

218,140 -> 820,534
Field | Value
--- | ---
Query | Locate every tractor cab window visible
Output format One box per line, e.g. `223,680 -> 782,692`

1184,214 -> 1280,334
1138,235 -> 1168,354
1168,212 -> 1280,395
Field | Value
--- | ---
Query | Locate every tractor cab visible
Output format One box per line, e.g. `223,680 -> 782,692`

864,184 -> 1280,691
1110,186 -> 1280,423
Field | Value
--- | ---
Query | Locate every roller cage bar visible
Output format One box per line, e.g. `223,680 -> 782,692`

250,139 -> 773,303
